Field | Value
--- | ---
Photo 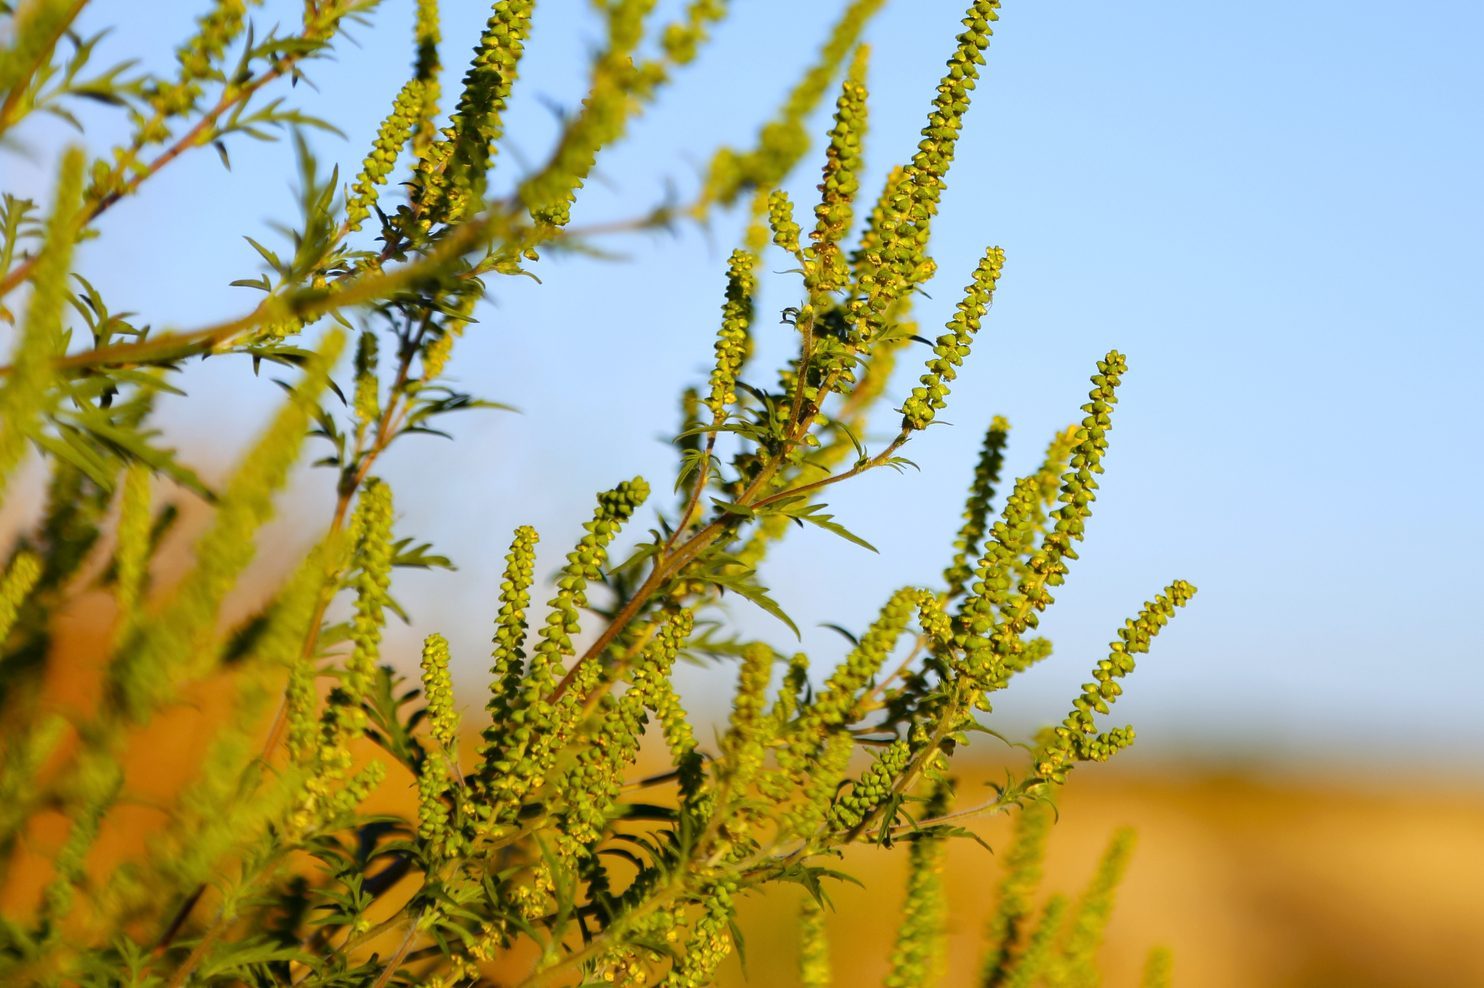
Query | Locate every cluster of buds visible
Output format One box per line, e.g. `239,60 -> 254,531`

705,250 -> 757,418
417,0 -> 534,226
150,0 -> 259,117
346,80 -> 425,231
901,245 -> 1005,430
1035,581 -> 1197,783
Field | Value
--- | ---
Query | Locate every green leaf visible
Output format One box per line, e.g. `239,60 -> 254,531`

706,569 -> 800,639
773,501 -> 877,552
709,497 -> 757,520
390,538 -> 454,571
196,939 -> 313,978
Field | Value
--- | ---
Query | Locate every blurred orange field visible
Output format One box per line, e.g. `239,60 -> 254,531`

717,765 -> 1484,988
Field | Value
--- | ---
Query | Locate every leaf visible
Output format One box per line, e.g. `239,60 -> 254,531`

609,536 -> 662,578
62,410 -> 211,495
883,455 -> 919,473
773,501 -> 877,552
706,570 -> 799,639
197,939 -> 313,978
673,447 -> 716,493
833,417 -> 868,463
730,918 -> 749,978
708,497 -> 756,521
818,622 -> 860,647
242,235 -> 283,274
32,430 -> 114,489
390,538 -> 454,571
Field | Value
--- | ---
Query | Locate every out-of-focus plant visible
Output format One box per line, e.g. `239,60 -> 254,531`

0,0 -> 1192,984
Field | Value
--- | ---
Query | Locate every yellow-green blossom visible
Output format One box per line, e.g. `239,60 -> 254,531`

808,45 -> 871,297
1051,828 -> 1136,987
799,895 -> 831,988
0,552 -> 42,644
420,632 -> 459,751
768,189 -> 803,259
705,249 -> 757,419
981,798 -> 1054,986
1002,896 -> 1069,988
1141,947 -> 1174,988
479,524 -> 539,780
663,880 -> 737,987
944,416 -> 1010,598
901,246 -> 1004,431
1035,581 -> 1197,783
0,147 -> 81,495
698,0 -> 885,209
882,786 -> 951,987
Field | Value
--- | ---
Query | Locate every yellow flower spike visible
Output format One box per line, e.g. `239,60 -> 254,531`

808,45 -> 871,298
799,895 -> 831,988
0,147 -> 82,496
554,674 -> 648,865
111,466 -> 152,635
1053,828 -> 1137,986
1002,895 -> 1070,988
479,524 -> 539,784
39,753 -> 121,927
883,784 -> 952,987
980,799 -> 1054,986
828,738 -> 911,830
419,0 -> 536,225
803,585 -> 921,737
901,245 -> 1005,431
664,879 -> 738,988
346,79 -> 423,231
519,0 -> 658,230
0,552 -> 42,644
330,476 -> 395,743
853,0 -> 1003,338
351,330 -> 380,433
957,353 -> 1133,697
149,0 -> 260,117
106,330 -> 345,725
767,189 -> 803,259
420,632 -> 459,751
943,415 -> 1010,599
1141,947 -> 1175,988
723,641 -> 775,789
411,0 -> 444,158
486,478 -> 649,817
1035,580 -> 1196,783
417,745 -> 455,856
660,0 -> 729,66
632,611 -> 709,823
698,0 -> 886,210
785,730 -> 854,840
705,249 -> 758,419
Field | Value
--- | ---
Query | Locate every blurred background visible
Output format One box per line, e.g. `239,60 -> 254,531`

4,1 -> 1482,984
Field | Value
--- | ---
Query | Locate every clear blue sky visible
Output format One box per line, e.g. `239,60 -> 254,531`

7,1 -> 1482,772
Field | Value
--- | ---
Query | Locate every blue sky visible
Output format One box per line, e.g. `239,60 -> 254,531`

6,1 -> 1482,773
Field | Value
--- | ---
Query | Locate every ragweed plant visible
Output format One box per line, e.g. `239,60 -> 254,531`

0,1 -> 1193,985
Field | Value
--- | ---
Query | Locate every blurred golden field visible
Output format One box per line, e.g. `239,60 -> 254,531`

718,765 -> 1484,987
